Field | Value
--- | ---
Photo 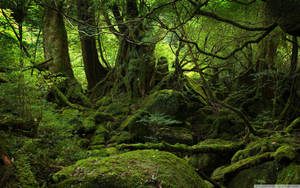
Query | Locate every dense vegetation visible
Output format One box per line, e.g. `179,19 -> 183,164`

0,0 -> 300,187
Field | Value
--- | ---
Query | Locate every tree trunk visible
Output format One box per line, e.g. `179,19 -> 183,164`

77,0 -> 107,90
43,0 -> 74,78
114,0 -> 155,98
42,0 -> 92,107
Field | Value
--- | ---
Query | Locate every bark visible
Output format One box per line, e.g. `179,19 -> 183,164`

77,0 -> 107,90
114,0 -> 155,98
43,0 -> 74,77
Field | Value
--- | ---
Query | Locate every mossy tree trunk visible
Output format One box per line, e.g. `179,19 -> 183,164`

42,0 -> 91,107
42,0 -> 74,78
77,0 -> 107,90
113,0 -> 155,98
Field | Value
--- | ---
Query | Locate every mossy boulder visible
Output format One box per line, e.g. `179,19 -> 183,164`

227,161 -> 279,188
231,135 -> 297,163
120,110 -> 192,144
189,153 -> 229,175
142,89 -> 188,120
276,163 -> 300,184
212,152 -> 274,182
209,116 -> 244,140
188,139 -> 242,175
52,150 -> 209,188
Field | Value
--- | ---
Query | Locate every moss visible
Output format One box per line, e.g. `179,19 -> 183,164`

231,135 -> 297,163
142,89 -> 188,120
188,153 -> 230,175
52,150 -> 209,188
108,131 -> 132,145
276,163 -> 300,184
94,111 -> 115,124
157,127 -> 193,145
227,161 -> 279,188
285,117 -> 300,133
96,96 -> 112,107
14,154 -> 39,187
209,116 -> 244,140
119,110 -> 148,131
87,147 -> 119,158
212,152 -> 274,181
118,139 -> 244,154
77,138 -> 90,148
90,134 -> 106,145
105,103 -> 130,116
82,117 -> 96,133
272,145 -> 296,162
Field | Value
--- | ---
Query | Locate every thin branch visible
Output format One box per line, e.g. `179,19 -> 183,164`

197,10 -> 274,31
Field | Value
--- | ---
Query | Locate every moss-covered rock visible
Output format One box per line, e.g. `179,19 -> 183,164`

158,127 -> 193,145
212,152 -> 274,181
142,89 -> 188,120
231,134 -> 297,163
209,116 -> 244,140
276,163 -> 300,184
188,153 -> 229,175
227,161 -> 279,188
52,150 -> 209,188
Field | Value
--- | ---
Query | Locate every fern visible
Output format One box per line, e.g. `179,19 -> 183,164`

137,112 -> 181,127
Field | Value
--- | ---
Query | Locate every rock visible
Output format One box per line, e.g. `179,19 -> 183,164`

227,161 -> 279,188
231,135 -> 297,163
276,163 -> 300,184
52,150 -> 210,188
189,153 -> 229,175
209,116 -> 244,140
211,152 -> 274,182
143,89 -> 188,120
119,110 -> 192,144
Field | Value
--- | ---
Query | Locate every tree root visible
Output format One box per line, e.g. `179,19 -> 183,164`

52,85 -> 89,111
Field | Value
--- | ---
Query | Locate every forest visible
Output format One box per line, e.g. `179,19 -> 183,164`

0,0 -> 300,187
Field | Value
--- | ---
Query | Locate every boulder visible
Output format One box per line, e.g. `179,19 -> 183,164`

52,150 -> 210,188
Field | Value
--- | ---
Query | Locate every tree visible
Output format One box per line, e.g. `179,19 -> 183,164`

102,0 -> 156,98
77,0 -> 107,90
42,0 -> 74,78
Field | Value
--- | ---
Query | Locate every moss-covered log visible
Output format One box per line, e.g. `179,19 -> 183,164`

211,152 -> 274,181
118,139 -> 245,154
